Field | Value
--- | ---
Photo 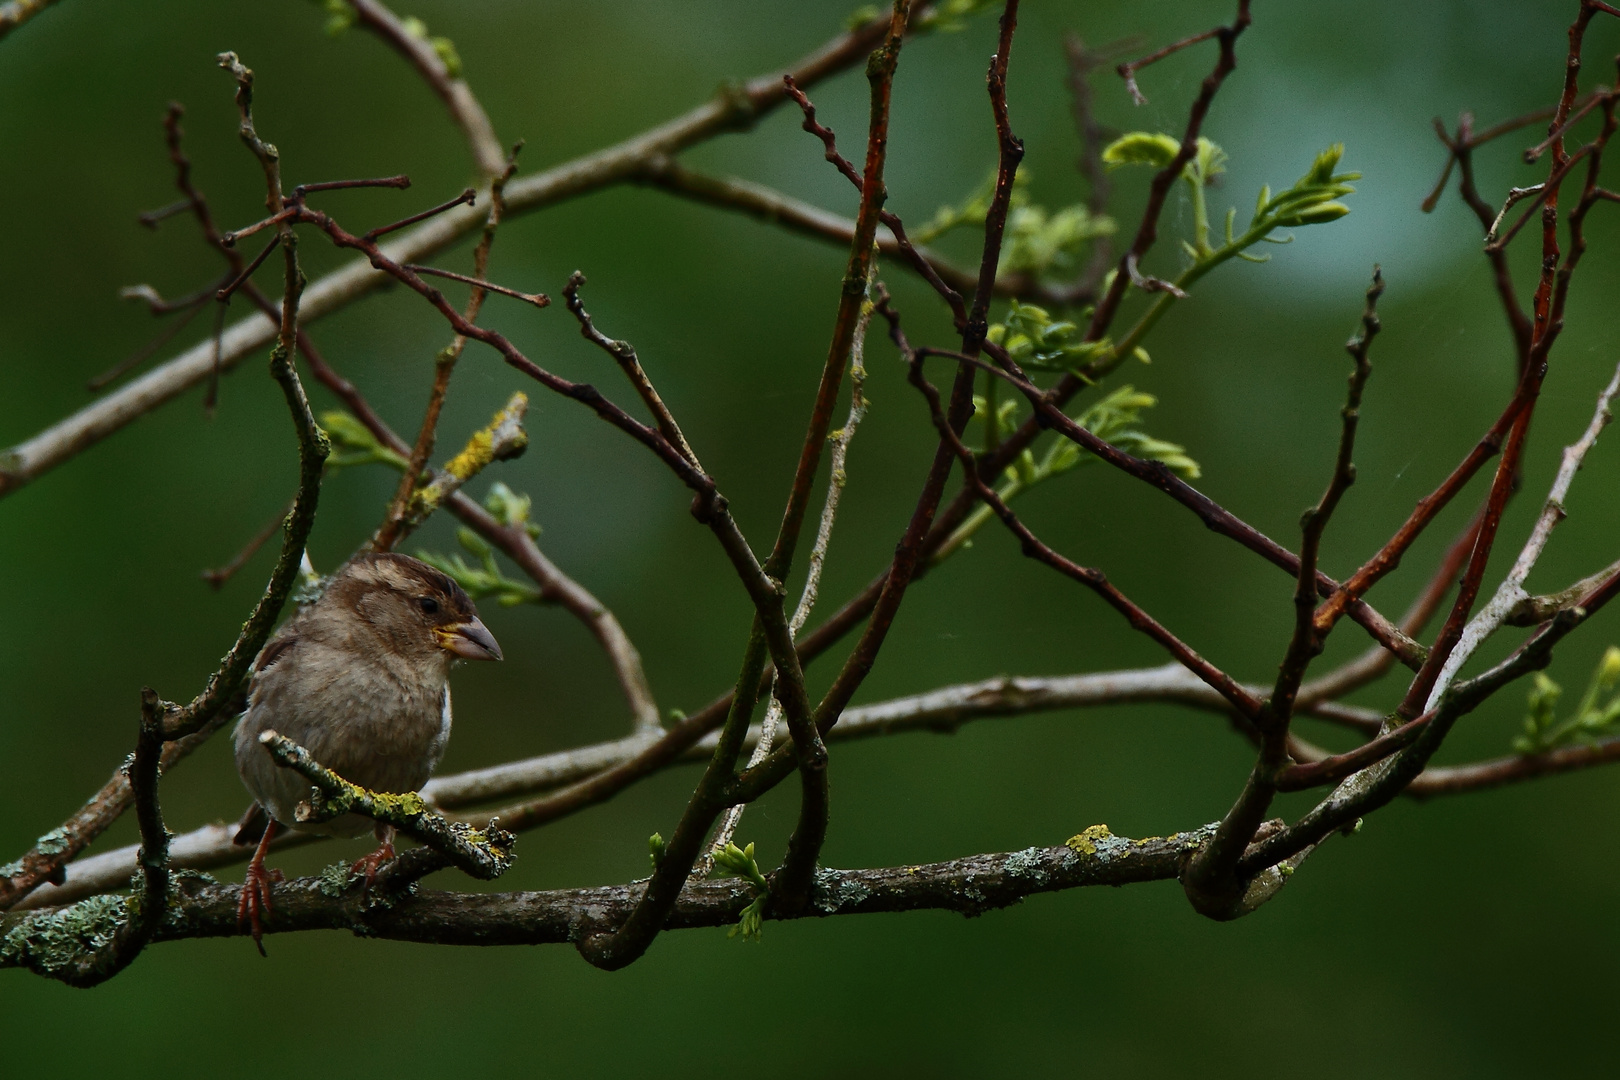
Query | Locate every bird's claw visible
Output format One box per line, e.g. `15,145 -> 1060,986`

350,840 -> 397,890
236,862 -> 284,957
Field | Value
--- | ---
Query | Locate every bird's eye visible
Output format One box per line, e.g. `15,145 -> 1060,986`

418,597 -> 440,615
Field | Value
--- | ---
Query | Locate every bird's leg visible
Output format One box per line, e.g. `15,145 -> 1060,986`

236,820 -> 284,956
350,822 -> 397,889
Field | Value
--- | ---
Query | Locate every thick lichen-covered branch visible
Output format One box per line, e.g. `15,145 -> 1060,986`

2,827 -> 1211,969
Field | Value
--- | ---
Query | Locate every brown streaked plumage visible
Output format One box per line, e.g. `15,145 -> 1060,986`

231,551 -> 502,952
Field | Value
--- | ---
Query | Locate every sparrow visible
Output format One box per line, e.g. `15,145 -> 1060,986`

231,551 -> 502,950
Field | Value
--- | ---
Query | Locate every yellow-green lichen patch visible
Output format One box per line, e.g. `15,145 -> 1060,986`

443,428 -> 496,483
1065,824 -> 1113,856
370,789 -> 428,818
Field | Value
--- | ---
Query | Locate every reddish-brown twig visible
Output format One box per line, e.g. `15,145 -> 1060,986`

1268,269 -> 1385,729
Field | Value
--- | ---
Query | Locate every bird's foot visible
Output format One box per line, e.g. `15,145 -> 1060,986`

350,839 -> 397,890
236,860 -> 285,957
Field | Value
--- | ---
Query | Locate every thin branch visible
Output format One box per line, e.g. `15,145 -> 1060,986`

1524,86 -> 1610,162
364,187 -> 477,241
291,174 -> 412,198
1063,33 -> 1124,297
3,694 -> 171,987
1270,268 -> 1385,726
779,74 -> 971,328
1399,53 -> 1619,719
154,55 -> 331,744
1183,271 -> 1386,916
403,264 -> 549,308
1426,354 -> 1620,709
1424,112 -> 1536,364
563,273 -> 702,468
87,285 -> 216,390
709,284 -> 874,865
1407,736 -> 1620,796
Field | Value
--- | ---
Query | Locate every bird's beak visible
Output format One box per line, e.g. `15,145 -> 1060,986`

436,617 -> 503,661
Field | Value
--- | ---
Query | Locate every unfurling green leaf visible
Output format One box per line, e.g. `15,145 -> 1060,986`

484,481 -> 541,538
1102,131 -> 1183,170
318,410 -> 410,471
1291,201 -> 1351,225
1301,143 -> 1346,187
987,301 -> 1112,376
710,840 -> 771,942
1512,647 -> 1620,755
1192,137 -> 1228,186
921,168 -> 1113,279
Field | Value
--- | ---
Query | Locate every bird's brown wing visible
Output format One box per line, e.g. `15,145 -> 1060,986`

254,630 -> 300,673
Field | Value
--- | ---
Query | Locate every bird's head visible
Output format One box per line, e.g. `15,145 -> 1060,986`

321,552 -> 503,670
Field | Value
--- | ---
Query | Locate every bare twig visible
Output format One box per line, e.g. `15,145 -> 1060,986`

1181,269 -> 1385,919
403,264 -> 549,308
1425,355 -> 1620,709
708,282 -> 874,865
3,694 -> 171,987
564,274 -> 702,468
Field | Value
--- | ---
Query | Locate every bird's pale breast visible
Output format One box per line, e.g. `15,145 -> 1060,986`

234,634 -> 452,836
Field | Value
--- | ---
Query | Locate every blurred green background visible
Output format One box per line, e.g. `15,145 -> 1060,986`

4,1 -> 1620,1075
